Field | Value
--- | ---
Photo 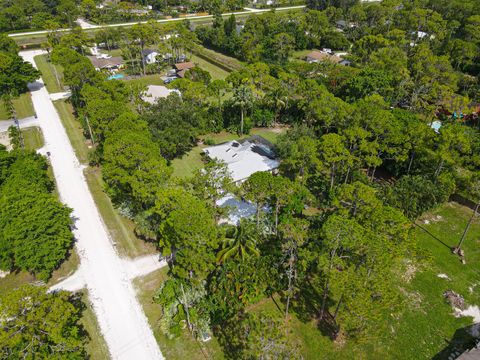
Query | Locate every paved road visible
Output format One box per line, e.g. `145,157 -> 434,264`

9,5 -> 305,37
21,49 -> 164,360
0,116 -> 39,132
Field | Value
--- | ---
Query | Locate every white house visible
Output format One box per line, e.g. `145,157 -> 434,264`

142,49 -> 159,65
141,85 -> 181,104
203,135 -> 280,183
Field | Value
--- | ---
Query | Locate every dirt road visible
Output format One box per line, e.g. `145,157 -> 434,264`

21,50 -> 164,360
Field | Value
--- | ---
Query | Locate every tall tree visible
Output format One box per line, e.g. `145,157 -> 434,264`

232,84 -> 253,136
0,285 -> 85,358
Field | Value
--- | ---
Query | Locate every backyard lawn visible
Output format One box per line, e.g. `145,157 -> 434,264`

253,202 -> 480,359
0,93 -> 35,120
34,54 -> 64,93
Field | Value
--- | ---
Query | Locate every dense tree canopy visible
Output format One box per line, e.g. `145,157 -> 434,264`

0,285 -> 85,359
0,149 -> 73,280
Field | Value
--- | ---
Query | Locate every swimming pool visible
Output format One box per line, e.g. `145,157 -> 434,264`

108,73 -> 125,80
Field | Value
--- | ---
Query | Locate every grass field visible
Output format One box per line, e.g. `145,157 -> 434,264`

34,54 -> 64,93
171,127 -> 286,178
0,93 -> 35,120
254,202 -> 480,359
22,126 -> 44,150
126,74 -> 166,88
134,268 -> 225,360
190,54 -> 230,79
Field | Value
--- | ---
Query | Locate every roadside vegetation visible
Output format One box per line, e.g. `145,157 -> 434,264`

32,0 -> 480,356
34,54 -> 64,93
0,93 -> 34,120
3,0 -> 480,358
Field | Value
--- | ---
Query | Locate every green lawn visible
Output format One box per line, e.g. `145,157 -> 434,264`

22,126 -> 44,150
134,268 -> 225,360
190,54 -> 230,80
291,49 -> 312,62
0,93 -> 35,120
251,202 -> 480,359
34,54 -> 64,93
171,127 -> 286,178
126,74 -> 166,87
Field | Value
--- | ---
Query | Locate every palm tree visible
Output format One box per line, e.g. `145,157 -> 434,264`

216,219 -> 260,264
232,85 -> 253,136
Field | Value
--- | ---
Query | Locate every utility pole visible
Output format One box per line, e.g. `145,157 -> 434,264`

453,202 -> 480,256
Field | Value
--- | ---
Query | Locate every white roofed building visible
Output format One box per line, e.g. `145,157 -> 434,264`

203,135 -> 280,183
141,85 -> 181,104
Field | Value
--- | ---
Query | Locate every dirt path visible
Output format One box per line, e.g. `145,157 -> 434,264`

21,50 -> 164,360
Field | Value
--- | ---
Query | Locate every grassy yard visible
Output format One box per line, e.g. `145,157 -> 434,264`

291,49 -> 312,62
0,93 -> 35,120
171,127 -> 286,178
34,54 -> 64,93
251,202 -> 480,359
22,126 -> 44,150
190,54 -> 230,80
126,74 -> 166,87
134,268 -> 225,360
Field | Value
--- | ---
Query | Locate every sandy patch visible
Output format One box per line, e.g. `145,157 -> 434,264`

423,215 -> 443,225
0,270 -> 10,278
437,273 -> 450,280
401,261 -> 417,283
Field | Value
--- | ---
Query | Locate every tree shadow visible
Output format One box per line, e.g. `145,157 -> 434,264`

290,277 -> 339,339
27,81 -> 44,92
432,323 -> 479,360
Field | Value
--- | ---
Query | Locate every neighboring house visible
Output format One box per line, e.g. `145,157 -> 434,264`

174,61 -> 195,78
306,50 -> 346,65
87,56 -> 124,71
141,85 -> 181,104
142,49 -> 159,65
203,135 -> 280,183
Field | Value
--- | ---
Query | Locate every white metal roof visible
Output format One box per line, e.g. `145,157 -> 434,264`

204,139 -> 280,182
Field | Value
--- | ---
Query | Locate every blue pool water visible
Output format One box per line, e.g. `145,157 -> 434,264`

108,74 -> 125,80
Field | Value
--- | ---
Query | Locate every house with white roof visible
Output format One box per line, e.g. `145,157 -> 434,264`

141,85 -> 181,104
203,135 -> 280,183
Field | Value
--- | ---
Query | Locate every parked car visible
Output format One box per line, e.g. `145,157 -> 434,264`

164,76 -> 177,84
